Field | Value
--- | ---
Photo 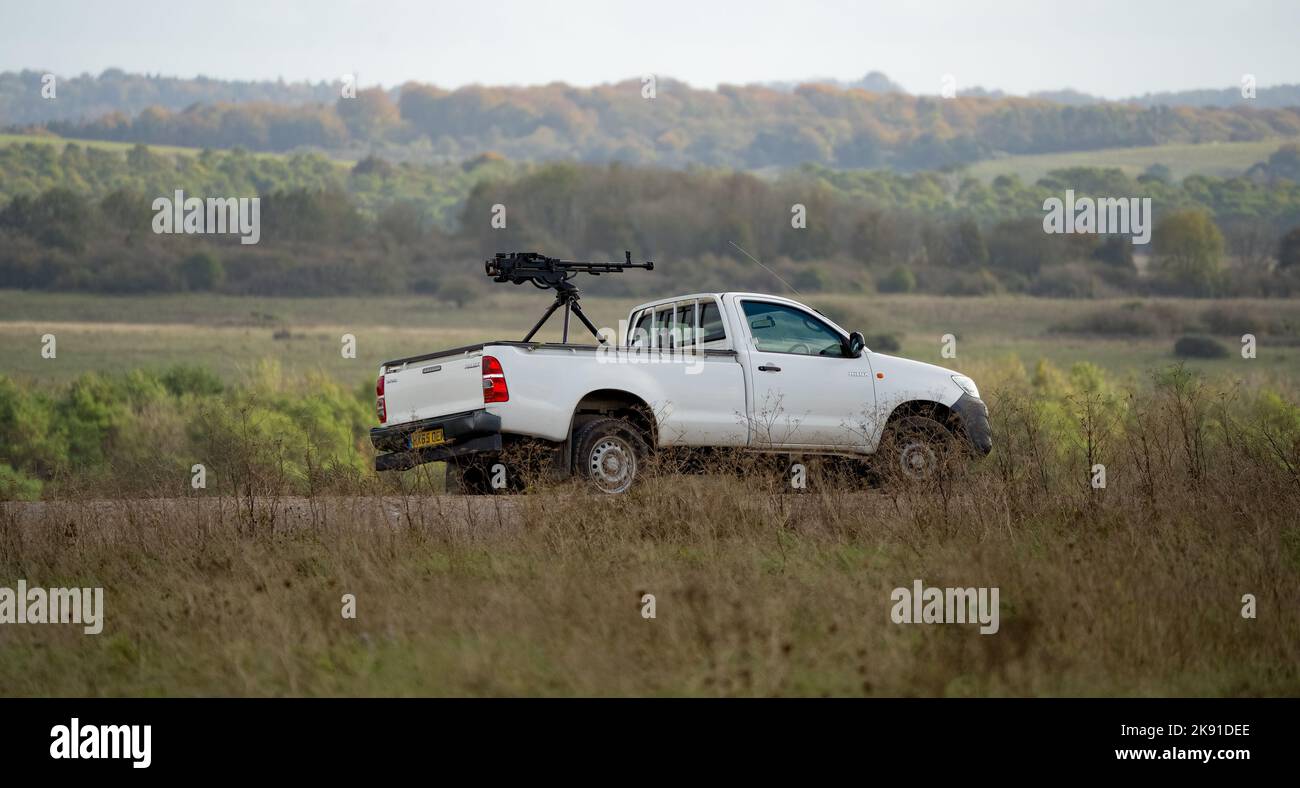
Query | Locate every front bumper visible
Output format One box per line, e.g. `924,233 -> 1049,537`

370,409 -> 502,471
950,393 -> 993,455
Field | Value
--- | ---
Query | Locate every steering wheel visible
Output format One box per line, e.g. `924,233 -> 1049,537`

789,343 -> 811,355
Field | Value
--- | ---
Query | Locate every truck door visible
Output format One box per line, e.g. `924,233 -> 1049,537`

735,298 -> 876,450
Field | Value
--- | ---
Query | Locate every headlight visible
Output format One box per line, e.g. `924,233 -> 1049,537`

951,374 -> 980,399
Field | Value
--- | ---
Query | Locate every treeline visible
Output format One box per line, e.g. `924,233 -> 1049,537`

0,69 -> 341,125
30,77 -> 1300,171
0,140 -> 518,230
3,143 -> 1300,298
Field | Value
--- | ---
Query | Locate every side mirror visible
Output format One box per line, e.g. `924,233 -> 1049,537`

846,331 -> 866,358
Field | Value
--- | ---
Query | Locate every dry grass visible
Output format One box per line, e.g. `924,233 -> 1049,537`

2,373 -> 1298,697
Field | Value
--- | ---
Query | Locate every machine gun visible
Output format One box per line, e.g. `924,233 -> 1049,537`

484,251 -> 654,344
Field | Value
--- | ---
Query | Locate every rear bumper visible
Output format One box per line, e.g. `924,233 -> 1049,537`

370,409 -> 502,471
950,393 -> 993,455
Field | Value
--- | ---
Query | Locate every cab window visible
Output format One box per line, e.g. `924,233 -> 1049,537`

698,301 -> 727,347
653,307 -> 672,349
674,303 -> 697,348
742,300 -> 846,357
628,310 -> 652,348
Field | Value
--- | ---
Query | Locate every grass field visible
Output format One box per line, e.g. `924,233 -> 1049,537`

2,291 -> 1297,389
2,290 -> 1299,697
965,138 -> 1291,183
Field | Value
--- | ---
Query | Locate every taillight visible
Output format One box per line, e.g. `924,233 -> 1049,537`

482,355 -> 509,403
376,374 -> 386,424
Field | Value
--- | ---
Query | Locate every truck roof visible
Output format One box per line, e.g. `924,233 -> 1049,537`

628,291 -> 809,312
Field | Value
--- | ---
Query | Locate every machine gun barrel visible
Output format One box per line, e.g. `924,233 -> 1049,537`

485,250 -> 653,281
479,251 -> 655,344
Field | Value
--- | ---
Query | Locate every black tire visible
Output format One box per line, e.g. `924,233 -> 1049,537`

572,417 -> 649,494
445,458 -> 499,495
877,415 -> 960,484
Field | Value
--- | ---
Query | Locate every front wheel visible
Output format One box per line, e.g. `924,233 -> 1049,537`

573,417 -> 648,494
878,415 -> 960,483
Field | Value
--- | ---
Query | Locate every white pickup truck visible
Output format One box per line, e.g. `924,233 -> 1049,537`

370,292 -> 991,493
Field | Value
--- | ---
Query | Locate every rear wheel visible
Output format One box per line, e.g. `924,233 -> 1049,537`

573,417 -> 648,494
445,458 -> 499,495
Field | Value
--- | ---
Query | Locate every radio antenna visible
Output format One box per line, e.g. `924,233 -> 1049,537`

727,241 -> 801,296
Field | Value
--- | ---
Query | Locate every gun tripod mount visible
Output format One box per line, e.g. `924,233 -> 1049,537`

484,251 -> 654,344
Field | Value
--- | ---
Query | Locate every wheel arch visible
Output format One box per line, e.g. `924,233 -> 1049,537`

569,389 -> 658,446
882,399 -> 958,437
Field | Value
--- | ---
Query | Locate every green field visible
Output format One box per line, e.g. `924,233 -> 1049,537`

966,138 -> 1292,183
2,291 -> 1297,391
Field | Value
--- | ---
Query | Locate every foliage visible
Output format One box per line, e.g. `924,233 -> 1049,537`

23,72 -> 1300,172
1174,335 -> 1231,359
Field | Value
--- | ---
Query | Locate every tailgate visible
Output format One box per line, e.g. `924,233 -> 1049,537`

381,347 -> 485,427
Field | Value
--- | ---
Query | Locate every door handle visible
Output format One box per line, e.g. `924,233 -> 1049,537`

758,364 -> 782,373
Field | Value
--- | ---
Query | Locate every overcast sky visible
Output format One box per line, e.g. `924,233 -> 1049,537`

3,0 -> 1298,96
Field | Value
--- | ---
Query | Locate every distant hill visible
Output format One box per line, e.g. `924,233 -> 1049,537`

3,70 -> 1300,172
759,70 -> 906,94
0,69 -> 345,124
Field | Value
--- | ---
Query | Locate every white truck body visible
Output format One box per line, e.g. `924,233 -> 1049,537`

371,292 -> 991,484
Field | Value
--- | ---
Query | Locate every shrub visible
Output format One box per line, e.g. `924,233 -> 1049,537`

0,463 -> 42,501
1030,263 -> 1097,298
940,268 -> 1002,296
791,266 -> 828,292
161,364 -> 225,397
181,251 -> 225,291
1052,302 -> 1180,336
1200,304 -> 1269,336
437,275 -> 480,308
876,265 -> 916,294
1174,335 -> 1230,359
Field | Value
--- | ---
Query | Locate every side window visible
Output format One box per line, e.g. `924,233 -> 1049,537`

628,310 -> 651,348
698,301 -> 727,346
674,302 -> 697,349
742,301 -> 846,357
653,307 -> 672,350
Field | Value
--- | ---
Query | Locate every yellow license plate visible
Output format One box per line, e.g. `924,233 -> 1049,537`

410,429 -> 445,449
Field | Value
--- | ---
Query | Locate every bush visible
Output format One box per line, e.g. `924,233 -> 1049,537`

791,266 -> 828,292
161,364 -> 225,397
939,268 -> 1002,296
1030,263 -> 1096,298
1200,304 -> 1270,336
876,265 -> 916,294
1052,302 -> 1182,336
437,275 -> 481,308
1174,335 -> 1230,359
0,463 -> 42,501
181,251 -> 225,291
